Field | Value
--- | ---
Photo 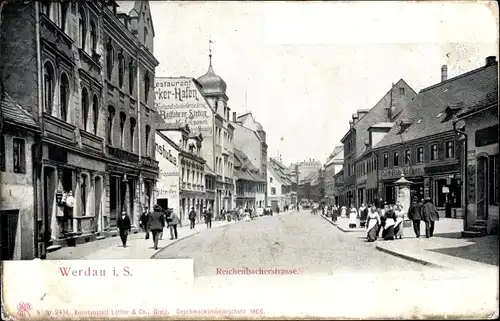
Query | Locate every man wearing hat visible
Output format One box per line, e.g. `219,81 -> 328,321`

422,196 -> 439,238
407,196 -> 423,238
148,204 -> 165,250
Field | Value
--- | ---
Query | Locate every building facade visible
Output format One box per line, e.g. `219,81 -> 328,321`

333,168 -> 345,207
290,159 -> 322,182
155,130 -> 180,215
0,0 -> 159,257
324,146 -> 344,205
267,157 -> 294,210
234,148 -> 266,210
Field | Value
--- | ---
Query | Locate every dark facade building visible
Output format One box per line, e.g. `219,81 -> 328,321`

0,0 -> 158,258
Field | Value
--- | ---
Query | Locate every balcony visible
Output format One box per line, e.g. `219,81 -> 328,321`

80,130 -> 104,153
43,112 -> 75,144
106,146 -> 139,164
141,157 -> 159,171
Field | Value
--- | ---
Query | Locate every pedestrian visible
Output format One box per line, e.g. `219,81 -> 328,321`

422,197 -> 440,238
117,211 -> 131,247
348,204 -> 357,228
382,204 -> 396,240
366,204 -> 381,242
205,207 -> 213,228
275,206 -> 280,214
378,203 -> 388,237
340,205 -> 347,218
168,209 -> 180,240
220,207 -> 226,221
332,205 -> 338,222
359,203 -> 368,228
148,204 -> 165,250
407,196 -> 423,238
189,207 -> 196,229
160,208 -> 167,240
394,203 -> 405,239
140,207 -> 150,239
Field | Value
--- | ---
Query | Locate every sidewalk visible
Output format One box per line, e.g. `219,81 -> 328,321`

47,219 -> 234,260
320,215 -> 365,233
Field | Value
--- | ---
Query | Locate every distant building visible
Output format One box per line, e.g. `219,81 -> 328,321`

324,146 -> 344,205
233,149 -> 266,210
267,157 -> 294,210
290,159 -> 322,182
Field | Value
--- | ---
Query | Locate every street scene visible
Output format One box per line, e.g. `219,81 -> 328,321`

0,0 -> 499,319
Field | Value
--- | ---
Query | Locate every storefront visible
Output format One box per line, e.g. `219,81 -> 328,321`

426,162 -> 462,210
379,164 -> 426,206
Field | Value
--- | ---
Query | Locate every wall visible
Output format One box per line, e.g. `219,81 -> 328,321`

0,131 -> 36,260
154,133 -> 179,213
233,124 -> 261,171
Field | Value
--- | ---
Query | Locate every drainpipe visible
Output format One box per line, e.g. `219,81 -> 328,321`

453,121 -> 468,232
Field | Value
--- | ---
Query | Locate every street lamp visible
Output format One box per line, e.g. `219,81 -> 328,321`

453,120 -> 468,231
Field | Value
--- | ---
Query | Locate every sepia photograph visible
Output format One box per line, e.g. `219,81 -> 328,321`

1,0 -> 499,319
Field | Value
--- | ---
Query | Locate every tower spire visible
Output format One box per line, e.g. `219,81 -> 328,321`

209,35 -> 213,67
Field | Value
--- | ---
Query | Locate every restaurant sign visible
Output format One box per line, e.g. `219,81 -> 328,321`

379,164 -> 426,180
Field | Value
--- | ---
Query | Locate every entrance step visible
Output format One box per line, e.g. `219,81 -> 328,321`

470,225 -> 487,235
96,235 -> 106,240
461,230 -> 484,238
474,220 -> 488,226
46,245 -> 62,253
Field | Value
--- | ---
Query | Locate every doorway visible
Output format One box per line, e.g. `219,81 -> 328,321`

157,199 -> 168,211
0,210 -> 19,260
44,167 -> 56,238
94,176 -> 103,232
109,176 -> 119,228
477,156 -> 488,221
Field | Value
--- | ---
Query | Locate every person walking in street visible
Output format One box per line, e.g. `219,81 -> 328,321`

366,204 -> 381,242
140,207 -> 150,239
394,203 -> 405,239
205,207 -> 213,228
117,211 -> 131,248
168,209 -> 180,240
148,205 -> 165,250
220,207 -> 226,221
407,196 -> 423,238
422,197 -> 440,238
189,207 -> 197,229
332,205 -> 338,222
359,203 -> 368,228
378,203 -> 388,237
382,204 -> 396,240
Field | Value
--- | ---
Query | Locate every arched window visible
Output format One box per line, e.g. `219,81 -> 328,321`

144,72 -> 150,103
107,106 -> 115,145
59,73 -> 70,121
92,95 -> 99,134
129,118 -> 136,153
119,112 -> 126,149
81,87 -> 89,130
43,62 -> 55,114
106,39 -> 114,81
60,2 -> 70,32
145,125 -> 151,156
128,59 -> 135,95
78,5 -> 87,50
118,51 -> 125,88
90,21 -> 97,52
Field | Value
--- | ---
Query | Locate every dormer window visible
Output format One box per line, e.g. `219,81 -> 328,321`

397,119 -> 413,134
442,105 -> 462,123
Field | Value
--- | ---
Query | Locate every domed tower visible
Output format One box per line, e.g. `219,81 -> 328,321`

196,44 -> 228,114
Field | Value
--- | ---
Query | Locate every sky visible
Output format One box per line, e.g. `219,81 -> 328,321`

149,1 -> 498,166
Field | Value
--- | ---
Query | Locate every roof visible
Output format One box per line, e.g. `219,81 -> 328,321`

269,157 -> 294,185
375,62 -> 498,148
1,93 -> 38,129
197,57 -> 227,95
234,149 -> 266,182
156,122 -> 190,133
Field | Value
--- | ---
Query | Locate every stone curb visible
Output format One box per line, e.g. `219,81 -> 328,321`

150,221 -> 234,259
374,244 -> 446,268
320,215 -> 365,233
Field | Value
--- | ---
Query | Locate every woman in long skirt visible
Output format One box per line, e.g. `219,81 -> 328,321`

348,205 -> 358,228
394,204 -> 405,239
332,205 -> 338,222
382,205 -> 396,240
366,204 -> 380,242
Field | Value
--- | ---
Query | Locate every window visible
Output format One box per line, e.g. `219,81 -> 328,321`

129,118 -> 136,152
60,73 -> 70,121
92,95 -> 99,134
383,152 -> 388,168
41,3 -> 50,16
12,138 -> 26,174
445,141 -> 455,158
269,177 -> 273,183
106,39 -> 114,80
81,174 -> 88,216
393,151 -> 399,166
90,21 -> 97,52
107,106 -> 115,144
416,146 -> 424,163
144,72 -> 150,103
81,87 -> 89,131
119,112 -> 126,149
430,144 -> 438,160
399,87 -> 405,95
489,155 -> 499,205
43,62 -> 55,114
145,125 -> 151,156
118,51 -> 125,88
78,5 -> 87,50
60,2 -> 70,32
128,59 -> 135,95
404,149 -> 411,165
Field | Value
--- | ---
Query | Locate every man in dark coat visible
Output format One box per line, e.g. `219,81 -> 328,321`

407,196 -> 423,238
117,211 -> 131,247
148,205 -> 165,250
422,197 -> 440,238
189,207 -> 197,229
140,207 -> 150,239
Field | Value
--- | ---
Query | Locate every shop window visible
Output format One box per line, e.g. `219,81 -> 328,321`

43,61 -> 55,114
119,112 -> 126,149
416,146 -> 424,163
383,153 -> 388,168
430,144 -> 438,161
404,149 -> 411,165
81,87 -> 89,131
490,155 -> 499,205
445,141 -> 455,158
60,73 -> 70,121
393,151 -> 399,167
12,138 -> 26,174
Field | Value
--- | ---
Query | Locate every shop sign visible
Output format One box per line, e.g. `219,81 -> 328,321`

379,164 -> 425,180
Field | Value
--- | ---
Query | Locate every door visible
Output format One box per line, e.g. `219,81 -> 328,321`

271,200 -> 278,210
109,176 -> 119,228
157,199 -> 169,211
0,210 -> 19,260
477,156 -> 488,221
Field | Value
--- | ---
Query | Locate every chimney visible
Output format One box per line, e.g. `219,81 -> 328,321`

485,56 -> 497,66
441,65 -> 448,82
232,112 -> 236,122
